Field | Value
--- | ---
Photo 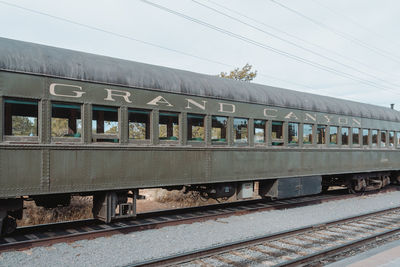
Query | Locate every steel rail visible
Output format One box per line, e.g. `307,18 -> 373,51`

127,205 -> 400,267
0,187 -> 398,253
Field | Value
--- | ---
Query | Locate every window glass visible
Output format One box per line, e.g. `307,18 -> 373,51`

92,106 -> 119,142
341,127 -> 349,145
389,131 -> 394,147
317,125 -> 326,144
330,126 -> 338,144
288,122 -> 299,145
363,129 -> 369,146
397,132 -> 400,148
187,114 -> 205,141
271,121 -> 283,146
212,116 -> 227,142
372,129 -> 378,146
381,131 -> 387,147
4,99 -> 38,136
51,103 -> 81,138
254,120 -> 266,143
159,112 -> 179,140
303,124 -> 313,144
129,109 -> 150,140
352,128 -> 360,145
234,118 -> 248,143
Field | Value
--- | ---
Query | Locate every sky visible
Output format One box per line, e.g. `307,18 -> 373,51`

0,0 -> 399,108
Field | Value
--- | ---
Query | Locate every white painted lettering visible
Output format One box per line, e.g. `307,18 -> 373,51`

324,115 -> 333,124
49,83 -> 85,98
352,118 -> 361,126
338,117 -> 349,125
263,108 -> 277,118
185,99 -> 207,110
104,89 -> 132,103
284,112 -> 299,120
304,113 -> 316,122
147,96 -> 173,107
218,103 -> 236,113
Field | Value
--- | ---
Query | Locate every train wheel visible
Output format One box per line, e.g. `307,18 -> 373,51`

1,216 -> 16,236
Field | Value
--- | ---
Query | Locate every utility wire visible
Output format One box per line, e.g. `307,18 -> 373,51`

269,0 -> 400,64
192,0 -> 400,92
141,0 -> 400,95
310,0 -> 400,50
202,0 -> 398,82
0,0 -> 315,91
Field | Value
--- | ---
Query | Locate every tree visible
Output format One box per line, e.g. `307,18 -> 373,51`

219,63 -> 257,82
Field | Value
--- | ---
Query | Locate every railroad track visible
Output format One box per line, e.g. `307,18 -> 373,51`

0,187 -> 398,253
131,206 -> 400,267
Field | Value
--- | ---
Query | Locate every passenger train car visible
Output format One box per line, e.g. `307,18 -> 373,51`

1,37 -> 400,235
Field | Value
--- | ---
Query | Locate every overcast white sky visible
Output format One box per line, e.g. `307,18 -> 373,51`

1,0 -> 399,108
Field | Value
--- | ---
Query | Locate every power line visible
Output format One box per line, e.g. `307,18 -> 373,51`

202,0 -> 398,82
192,0 -> 400,92
310,0 -> 400,50
141,0 -> 400,96
0,0 -> 314,91
269,0 -> 400,64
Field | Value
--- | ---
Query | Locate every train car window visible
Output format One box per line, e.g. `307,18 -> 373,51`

372,130 -> 378,146
363,129 -> 369,146
329,126 -> 338,144
187,114 -> 205,141
233,118 -> 248,143
254,120 -> 266,143
288,122 -> 299,145
303,124 -> 313,144
128,109 -> 150,140
397,132 -> 400,148
159,112 -> 179,140
51,103 -> 82,138
271,121 -> 284,146
317,125 -> 326,144
381,131 -> 387,147
352,128 -> 360,145
389,131 -> 395,147
212,116 -> 227,143
4,98 -> 38,136
92,106 -> 119,142
342,127 -> 349,145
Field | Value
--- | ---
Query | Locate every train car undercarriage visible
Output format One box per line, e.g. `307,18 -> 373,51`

1,171 -> 399,236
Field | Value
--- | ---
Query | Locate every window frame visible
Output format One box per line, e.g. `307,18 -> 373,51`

341,127 -> 349,146
254,119 -> 267,145
51,101 -> 83,143
233,117 -> 249,145
271,121 -> 284,146
158,111 -> 180,143
91,105 -> 120,143
128,108 -> 151,144
187,113 -> 206,144
3,97 -> 40,143
211,115 -> 228,145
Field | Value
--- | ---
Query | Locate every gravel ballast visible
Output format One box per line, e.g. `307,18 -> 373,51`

1,191 -> 400,267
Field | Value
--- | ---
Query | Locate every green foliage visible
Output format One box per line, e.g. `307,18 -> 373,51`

219,63 -> 257,82
12,116 -> 37,136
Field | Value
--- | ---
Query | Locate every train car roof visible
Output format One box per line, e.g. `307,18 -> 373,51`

0,37 -> 399,122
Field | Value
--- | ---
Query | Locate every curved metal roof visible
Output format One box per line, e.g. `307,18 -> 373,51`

0,37 -> 399,122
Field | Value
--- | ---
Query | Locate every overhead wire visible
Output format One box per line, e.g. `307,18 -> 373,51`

192,0 -> 400,92
269,0 -> 400,64
201,0 -> 398,81
141,0 -> 400,96
309,0 -> 400,50
0,0 -> 315,91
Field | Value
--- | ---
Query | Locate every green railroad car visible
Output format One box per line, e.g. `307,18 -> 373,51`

0,37 -> 400,235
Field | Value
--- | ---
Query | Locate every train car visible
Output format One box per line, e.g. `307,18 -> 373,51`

1,37 -> 400,235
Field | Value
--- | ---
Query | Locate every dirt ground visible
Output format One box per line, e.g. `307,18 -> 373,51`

17,188 -> 227,226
